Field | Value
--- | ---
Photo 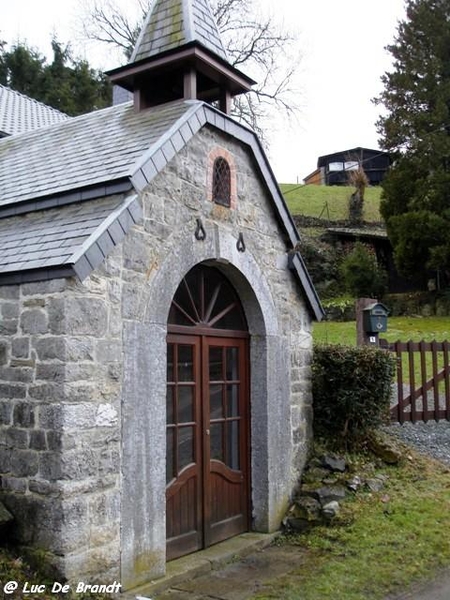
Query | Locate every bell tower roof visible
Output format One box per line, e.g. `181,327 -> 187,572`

130,0 -> 228,63
107,0 -> 255,114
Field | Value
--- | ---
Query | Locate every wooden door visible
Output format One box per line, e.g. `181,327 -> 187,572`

166,264 -> 250,561
166,334 -> 249,560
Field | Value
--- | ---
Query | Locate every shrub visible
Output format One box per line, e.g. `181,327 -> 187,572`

312,343 -> 396,440
340,241 -> 387,298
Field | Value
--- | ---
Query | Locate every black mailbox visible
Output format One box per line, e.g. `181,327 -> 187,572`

362,302 -> 388,333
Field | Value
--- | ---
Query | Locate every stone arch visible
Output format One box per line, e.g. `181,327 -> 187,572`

120,225 -> 292,589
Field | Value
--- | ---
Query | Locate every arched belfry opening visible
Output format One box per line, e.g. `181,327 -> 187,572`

107,0 -> 255,114
166,264 -> 250,559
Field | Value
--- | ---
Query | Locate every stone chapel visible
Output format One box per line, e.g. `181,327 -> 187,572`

0,0 -> 323,590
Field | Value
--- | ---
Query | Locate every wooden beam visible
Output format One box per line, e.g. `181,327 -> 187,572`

219,89 -> 232,114
184,68 -> 197,99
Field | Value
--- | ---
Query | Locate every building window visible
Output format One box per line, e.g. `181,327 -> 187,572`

212,157 -> 231,207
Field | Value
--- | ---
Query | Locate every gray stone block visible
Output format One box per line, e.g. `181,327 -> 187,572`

28,383 -> 63,402
0,286 -> 19,300
36,363 -> 65,383
33,337 -> 66,361
11,337 -> 30,359
21,279 -> 69,296
0,383 -> 26,399
64,298 -> 108,336
0,341 -> 8,365
20,309 -> 48,334
11,450 -> 39,477
0,319 -> 18,335
29,430 -> 47,451
0,401 -> 12,425
1,302 -> 19,319
13,402 -> 35,427
0,365 -> 34,383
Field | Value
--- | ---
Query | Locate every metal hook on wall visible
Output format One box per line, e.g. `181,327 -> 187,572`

236,232 -> 246,252
195,218 -> 206,241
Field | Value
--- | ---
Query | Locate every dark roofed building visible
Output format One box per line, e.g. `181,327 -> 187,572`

304,146 -> 391,186
0,0 -> 322,590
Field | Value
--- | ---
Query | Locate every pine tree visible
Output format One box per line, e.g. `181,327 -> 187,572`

0,40 -> 111,116
376,0 -> 450,286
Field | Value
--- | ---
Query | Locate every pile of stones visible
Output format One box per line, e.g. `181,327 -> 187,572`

283,435 -> 403,532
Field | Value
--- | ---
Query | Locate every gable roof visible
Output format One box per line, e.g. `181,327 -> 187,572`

130,0 -> 228,63
0,100 -> 190,210
0,84 -> 69,137
0,99 -> 324,320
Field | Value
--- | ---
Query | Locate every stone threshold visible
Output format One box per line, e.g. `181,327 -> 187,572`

123,531 -> 279,599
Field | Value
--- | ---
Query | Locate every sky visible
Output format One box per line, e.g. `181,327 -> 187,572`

1,0 -> 407,183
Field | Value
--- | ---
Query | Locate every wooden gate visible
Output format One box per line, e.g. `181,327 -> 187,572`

380,339 -> 450,423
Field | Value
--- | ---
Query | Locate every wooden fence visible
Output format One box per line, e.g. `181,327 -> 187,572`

379,339 -> 450,423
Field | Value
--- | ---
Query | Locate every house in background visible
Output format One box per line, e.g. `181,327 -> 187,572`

0,0 -> 323,590
303,147 -> 391,186
0,84 -> 68,137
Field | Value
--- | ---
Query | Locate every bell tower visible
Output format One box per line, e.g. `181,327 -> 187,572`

107,0 -> 255,114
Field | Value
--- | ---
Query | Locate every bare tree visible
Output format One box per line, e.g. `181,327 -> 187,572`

77,0 -> 302,140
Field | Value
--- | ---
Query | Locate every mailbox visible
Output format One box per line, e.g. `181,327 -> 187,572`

362,302 -> 389,333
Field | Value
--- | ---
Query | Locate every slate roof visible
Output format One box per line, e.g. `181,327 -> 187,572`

0,84 -> 69,137
0,194 -> 141,284
0,98 -> 324,320
0,100 -> 192,209
130,0 -> 227,63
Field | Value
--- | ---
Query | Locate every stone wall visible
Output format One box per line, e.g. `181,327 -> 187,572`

0,124 -> 314,587
0,274 -> 122,580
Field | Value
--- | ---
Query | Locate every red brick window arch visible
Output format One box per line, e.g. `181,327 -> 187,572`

207,147 -> 237,209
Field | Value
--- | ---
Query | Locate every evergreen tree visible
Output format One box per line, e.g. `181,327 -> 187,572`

0,39 -> 111,116
375,0 -> 450,286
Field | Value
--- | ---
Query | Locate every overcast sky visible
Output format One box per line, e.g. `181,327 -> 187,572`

1,0 -> 406,183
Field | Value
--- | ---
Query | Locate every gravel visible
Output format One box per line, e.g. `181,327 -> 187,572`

386,420 -> 450,466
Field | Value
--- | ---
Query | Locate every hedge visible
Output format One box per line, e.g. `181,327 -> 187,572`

312,343 -> 396,439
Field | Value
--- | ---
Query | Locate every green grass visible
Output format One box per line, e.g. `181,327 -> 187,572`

314,315 -> 450,385
280,184 -> 382,222
314,315 -> 450,346
254,446 -> 450,600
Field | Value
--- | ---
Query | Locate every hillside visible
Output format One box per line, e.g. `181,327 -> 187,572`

280,184 -> 383,223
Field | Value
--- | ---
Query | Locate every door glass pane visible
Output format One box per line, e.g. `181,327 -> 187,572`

167,385 -> 175,424
210,423 -> 224,461
226,384 -> 239,417
226,347 -> 239,380
210,384 -> 223,419
209,347 -> 222,381
227,421 -> 240,470
166,428 -> 174,483
178,386 -> 194,423
167,344 -> 174,381
178,426 -> 194,471
178,345 -> 193,381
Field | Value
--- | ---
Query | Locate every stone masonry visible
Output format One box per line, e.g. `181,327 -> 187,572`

0,125 -> 313,589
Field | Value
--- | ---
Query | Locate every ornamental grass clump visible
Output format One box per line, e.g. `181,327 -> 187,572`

312,344 -> 395,440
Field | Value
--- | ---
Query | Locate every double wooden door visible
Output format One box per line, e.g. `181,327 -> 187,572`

166,333 -> 249,560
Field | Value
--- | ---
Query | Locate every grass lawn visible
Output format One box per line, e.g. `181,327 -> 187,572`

314,315 -> 450,385
313,315 -> 450,345
280,184 -> 382,222
254,446 -> 450,600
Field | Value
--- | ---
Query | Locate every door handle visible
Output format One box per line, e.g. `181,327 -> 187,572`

205,429 -> 210,436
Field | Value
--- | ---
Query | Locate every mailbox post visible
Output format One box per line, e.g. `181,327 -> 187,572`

356,298 -> 389,346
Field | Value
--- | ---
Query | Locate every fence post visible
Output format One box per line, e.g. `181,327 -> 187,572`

356,297 -> 379,346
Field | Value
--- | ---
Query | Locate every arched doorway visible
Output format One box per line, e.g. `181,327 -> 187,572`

166,264 -> 250,560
